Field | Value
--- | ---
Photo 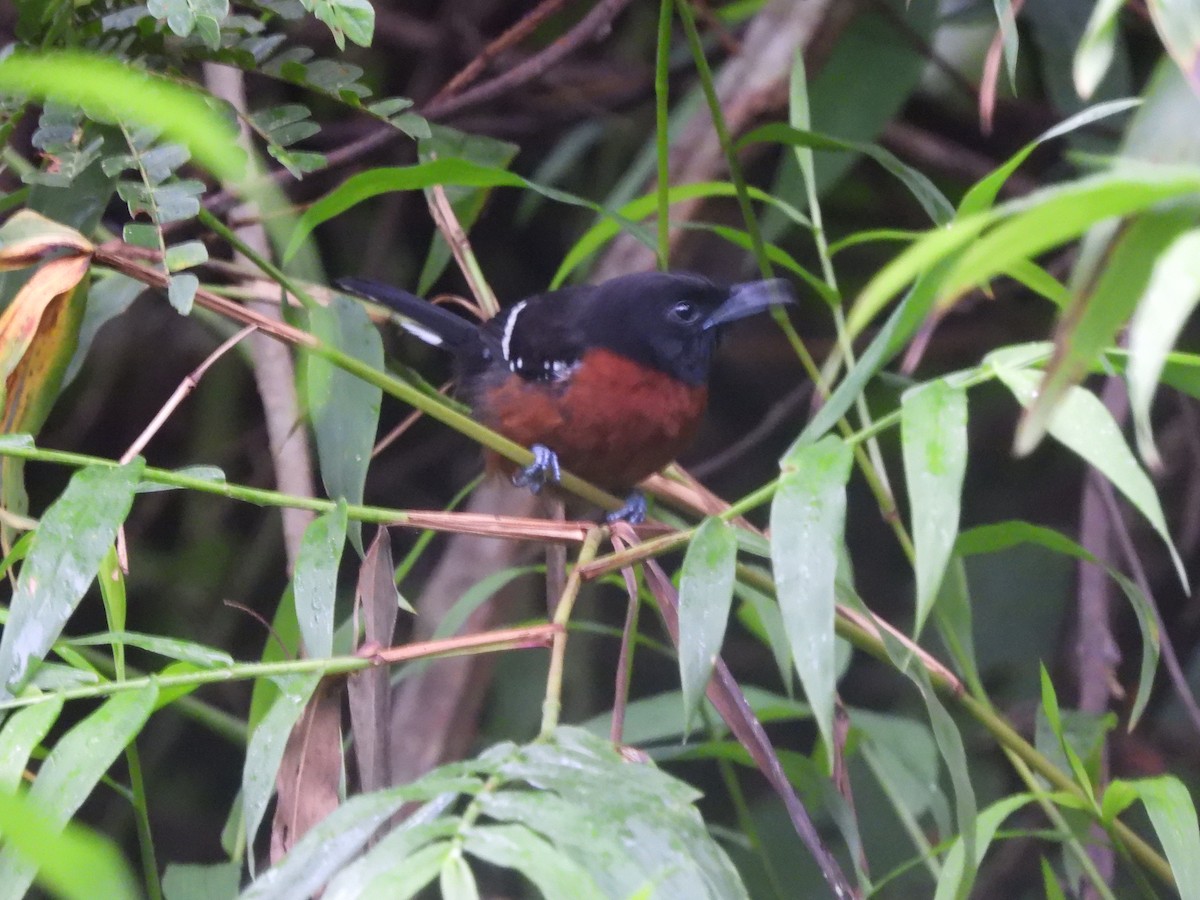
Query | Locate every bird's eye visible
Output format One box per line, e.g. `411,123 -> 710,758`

669,299 -> 701,324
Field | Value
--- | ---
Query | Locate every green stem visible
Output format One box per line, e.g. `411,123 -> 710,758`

541,528 -> 603,737
124,744 -> 162,900
654,0 -> 673,270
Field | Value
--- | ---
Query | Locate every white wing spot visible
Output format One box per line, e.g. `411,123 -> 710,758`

501,300 -> 528,363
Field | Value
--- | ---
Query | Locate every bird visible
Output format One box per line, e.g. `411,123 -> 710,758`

337,271 -> 795,523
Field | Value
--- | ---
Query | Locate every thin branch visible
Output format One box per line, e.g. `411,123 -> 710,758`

427,0 -> 572,107
120,325 -> 257,464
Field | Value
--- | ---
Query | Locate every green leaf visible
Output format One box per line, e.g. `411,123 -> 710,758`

1073,0 -> 1126,99
308,0 -> 374,49
902,380 -> 968,635
0,696 -> 63,792
294,504 -> 348,659
994,364 -> 1188,591
1016,207 -> 1196,455
0,789 -> 138,900
416,126 -> 518,294
439,850 -> 478,900
65,631 -> 233,667
162,861 -> 241,900
0,52 -> 245,184
770,435 -> 853,767
0,683 -> 157,900
241,778 -> 475,899
933,793 -> 1051,900
739,123 -> 954,226
0,461 -> 142,698
552,180 -> 812,289
958,98 -> 1140,216
848,165 -> 1200,337
285,158 -> 650,262
241,671 -> 321,865
1127,226 -> 1200,466
307,296 -> 382,555
992,0 -> 1019,89
464,824 -> 606,900
1116,775 -> 1200,900
322,801 -> 459,899
678,517 -> 738,735
956,519 -> 1161,728
1038,666 -> 1100,805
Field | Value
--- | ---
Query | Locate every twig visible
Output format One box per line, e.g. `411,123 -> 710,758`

1096,480 -> 1200,736
427,0 -> 572,106
120,325 -> 257,464
609,527 -> 643,745
423,0 -> 637,120
425,178 -> 500,317
642,556 -> 858,898
689,383 -> 810,479
978,0 -> 1027,134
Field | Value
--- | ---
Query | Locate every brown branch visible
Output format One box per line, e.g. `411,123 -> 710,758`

427,0 -> 572,107
422,0 -> 638,120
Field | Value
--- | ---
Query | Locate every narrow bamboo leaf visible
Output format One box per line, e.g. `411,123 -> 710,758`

956,519 -> 1160,729
933,793 -> 1050,900
241,671 -> 321,868
241,778 -> 473,900
0,682 -> 157,900
1016,208 -> 1196,456
770,435 -> 853,767
286,159 -> 651,262
1074,0 -> 1125,98
328,840 -> 448,900
464,824 -> 606,900
996,366 -> 1188,590
912,665 -> 978,900
1127,227 -> 1200,466
1125,775 -> 1200,900
958,98 -> 1140,216
322,799 -> 459,900
798,266 -> 949,445
0,460 -> 142,698
992,0 -> 1019,88
0,695 -> 63,792
931,558 -> 983,696
552,181 -> 811,288
1038,666 -> 1098,805
0,789 -> 138,900
307,296 -> 381,555
849,166 -> 1200,338
678,517 -> 738,735
1040,857 -> 1068,900
739,123 -> 954,225
294,503 -> 348,660
902,380 -> 968,635
440,851 -> 479,900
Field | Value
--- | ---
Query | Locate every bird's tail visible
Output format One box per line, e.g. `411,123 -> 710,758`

336,277 -> 479,350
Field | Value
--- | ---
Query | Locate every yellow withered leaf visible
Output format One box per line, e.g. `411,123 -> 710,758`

0,254 -> 91,432
0,209 -> 93,271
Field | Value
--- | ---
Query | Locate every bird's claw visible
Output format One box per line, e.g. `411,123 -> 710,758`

512,443 -> 561,494
606,491 -> 647,525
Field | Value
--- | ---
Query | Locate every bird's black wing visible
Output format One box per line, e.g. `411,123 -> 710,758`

483,285 -> 593,383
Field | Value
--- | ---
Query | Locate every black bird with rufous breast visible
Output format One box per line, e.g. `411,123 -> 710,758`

337,271 -> 795,522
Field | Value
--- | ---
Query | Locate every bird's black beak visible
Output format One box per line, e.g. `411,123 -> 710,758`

703,278 -> 795,330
